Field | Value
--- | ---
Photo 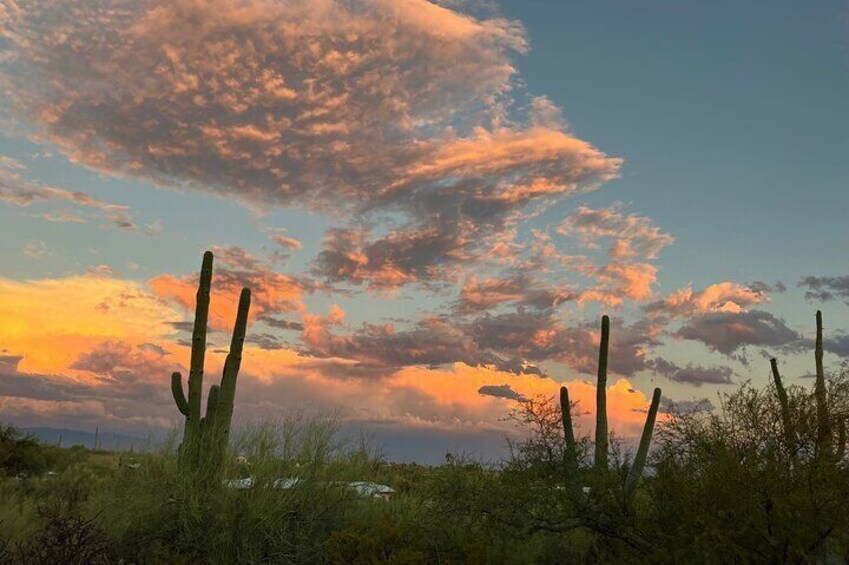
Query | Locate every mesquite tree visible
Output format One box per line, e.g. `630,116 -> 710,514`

171,251 -> 251,476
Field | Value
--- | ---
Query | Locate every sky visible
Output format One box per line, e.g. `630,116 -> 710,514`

0,0 -> 847,463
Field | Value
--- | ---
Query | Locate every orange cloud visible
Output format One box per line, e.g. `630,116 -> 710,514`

650,281 -> 768,319
0,275 -> 178,374
150,267 -> 308,330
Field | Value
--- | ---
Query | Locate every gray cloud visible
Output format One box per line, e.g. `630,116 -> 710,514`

649,357 -> 734,386
477,383 -> 526,401
303,309 -> 655,378
799,276 -> 849,304
676,310 -> 801,356
660,396 -> 715,414
454,272 -> 575,315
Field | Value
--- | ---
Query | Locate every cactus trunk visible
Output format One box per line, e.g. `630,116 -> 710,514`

594,315 -> 610,471
814,310 -> 831,457
560,386 -> 577,471
625,388 -> 661,497
770,358 -> 795,454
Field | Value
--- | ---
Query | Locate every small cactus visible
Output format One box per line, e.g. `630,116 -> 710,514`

171,251 -> 251,477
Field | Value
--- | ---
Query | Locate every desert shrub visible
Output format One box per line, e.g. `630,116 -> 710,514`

0,425 -> 50,478
647,376 -> 849,563
86,412 -> 391,563
9,500 -> 116,565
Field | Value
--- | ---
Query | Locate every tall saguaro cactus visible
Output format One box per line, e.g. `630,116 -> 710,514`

594,315 -> 610,471
770,358 -> 795,455
770,310 -> 842,461
814,310 -> 832,456
560,315 -> 662,496
171,251 -> 251,475
625,387 -> 662,496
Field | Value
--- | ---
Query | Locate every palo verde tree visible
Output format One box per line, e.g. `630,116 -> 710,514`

171,251 -> 252,477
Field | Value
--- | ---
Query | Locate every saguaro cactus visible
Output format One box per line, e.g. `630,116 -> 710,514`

560,386 -> 577,459
770,310 -> 841,460
594,315 -> 610,471
770,358 -> 795,454
171,251 -> 251,475
814,310 -> 832,456
625,387 -> 662,496
560,315 -> 662,496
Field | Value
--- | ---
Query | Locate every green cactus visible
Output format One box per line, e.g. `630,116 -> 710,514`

770,358 -> 795,454
594,315 -> 610,471
559,315 -> 662,497
814,310 -> 832,457
769,310 -> 843,461
625,387 -> 661,496
560,386 -> 577,458
171,251 -> 251,476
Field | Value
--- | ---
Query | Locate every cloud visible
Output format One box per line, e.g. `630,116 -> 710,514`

645,282 -> 769,320
649,357 -> 734,386
0,274 -> 179,374
0,267 -> 671,458
660,396 -> 715,414
300,306 -> 656,378
22,240 -> 48,259
676,310 -> 801,356
1,0 -> 621,289
799,276 -> 849,304
312,227 -> 471,290
473,313 -> 658,377
270,233 -> 302,251
824,334 -> 849,358
302,310 -> 500,373
150,246 -> 317,329
454,272 -> 574,314
557,204 -> 674,260
0,152 -> 155,234
551,206 -> 673,306
477,383 -> 526,401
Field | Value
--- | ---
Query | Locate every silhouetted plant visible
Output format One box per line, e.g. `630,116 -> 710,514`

170,251 -> 252,480
769,310 -> 848,462
560,315 -> 662,497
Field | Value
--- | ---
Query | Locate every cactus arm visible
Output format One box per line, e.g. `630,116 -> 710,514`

560,386 -> 576,452
185,251 -> 214,446
770,359 -> 795,453
625,387 -> 661,497
814,310 -> 832,456
595,315 -> 610,471
171,372 -> 190,417
206,384 -> 221,424
215,288 -> 251,451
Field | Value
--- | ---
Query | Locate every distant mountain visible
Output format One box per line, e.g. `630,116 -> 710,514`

23,427 -> 165,452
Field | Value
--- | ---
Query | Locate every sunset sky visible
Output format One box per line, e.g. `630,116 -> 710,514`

1,0 -> 847,462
